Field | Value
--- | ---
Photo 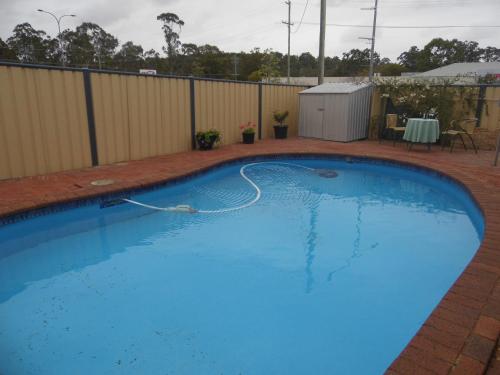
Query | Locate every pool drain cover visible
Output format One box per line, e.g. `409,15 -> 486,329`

316,169 -> 338,178
90,179 -> 115,186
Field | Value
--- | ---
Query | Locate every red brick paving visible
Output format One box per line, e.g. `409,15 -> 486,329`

452,354 -> 486,375
1,137 -> 500,374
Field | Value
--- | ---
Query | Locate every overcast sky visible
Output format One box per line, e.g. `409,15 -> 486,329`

1,0 -> 499,61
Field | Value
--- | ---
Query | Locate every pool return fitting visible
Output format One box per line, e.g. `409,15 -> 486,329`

121,162 -> 337,214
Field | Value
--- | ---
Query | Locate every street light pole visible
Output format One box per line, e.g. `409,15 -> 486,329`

37,9 -> 76,66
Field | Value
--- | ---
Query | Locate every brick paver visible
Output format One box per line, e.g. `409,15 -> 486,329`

1,137 -> 500,374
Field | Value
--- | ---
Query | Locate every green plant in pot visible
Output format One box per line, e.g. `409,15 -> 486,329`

196,129 -> 221,150
273,110 -> 289,139
240,122 -> 256,144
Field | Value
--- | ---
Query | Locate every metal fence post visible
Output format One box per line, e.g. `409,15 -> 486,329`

189,78 -> 196,150
258,83 -> 263,140
82,68 -> 99,166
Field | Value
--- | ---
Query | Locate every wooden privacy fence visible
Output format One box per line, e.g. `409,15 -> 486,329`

0,63 -> 309,179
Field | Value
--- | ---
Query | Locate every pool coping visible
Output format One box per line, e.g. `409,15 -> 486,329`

1,142 -> 500,374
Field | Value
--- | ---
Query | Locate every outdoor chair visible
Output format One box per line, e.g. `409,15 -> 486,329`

441,118 -> 478,153
381,114 -> 406,146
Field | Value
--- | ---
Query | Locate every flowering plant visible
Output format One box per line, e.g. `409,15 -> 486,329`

240,122 -> 256,134
375,78 -> 479,129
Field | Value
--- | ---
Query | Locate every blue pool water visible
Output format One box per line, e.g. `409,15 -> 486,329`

0,157 -> 483,375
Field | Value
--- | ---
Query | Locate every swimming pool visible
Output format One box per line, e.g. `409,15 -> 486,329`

0,156 -> 483,375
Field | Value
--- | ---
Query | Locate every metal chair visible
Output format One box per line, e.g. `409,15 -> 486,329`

382,114 -> 406,146
441,118 -> 478,153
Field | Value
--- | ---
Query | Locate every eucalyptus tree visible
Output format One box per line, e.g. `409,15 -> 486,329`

73,22 -> 118,69
114,41 -> 144,70
157,12 -> 184,72
6,23 -> 57,63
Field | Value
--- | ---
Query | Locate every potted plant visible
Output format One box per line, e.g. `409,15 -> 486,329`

240,122 -> 256,144
196,129 -> 221,150
273,110 -> 289,139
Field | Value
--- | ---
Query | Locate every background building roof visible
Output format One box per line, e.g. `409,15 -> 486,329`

416,62 -> 500,77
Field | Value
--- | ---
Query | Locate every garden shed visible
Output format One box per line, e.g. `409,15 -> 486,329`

298,82 -> 373,142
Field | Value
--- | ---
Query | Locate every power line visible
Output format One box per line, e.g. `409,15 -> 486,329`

298,22 -> 500,29
334,0 -> 499,5
292,0 -> 309,34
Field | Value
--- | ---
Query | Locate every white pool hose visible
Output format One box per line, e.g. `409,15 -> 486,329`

122,162 -> 315,214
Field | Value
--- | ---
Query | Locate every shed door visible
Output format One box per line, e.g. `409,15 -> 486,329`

299,95 -> 325,139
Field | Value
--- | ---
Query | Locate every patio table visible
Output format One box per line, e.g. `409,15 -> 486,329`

403,118 -> 440,150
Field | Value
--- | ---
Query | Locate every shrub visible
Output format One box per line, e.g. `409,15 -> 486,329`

273,110 -> 289,126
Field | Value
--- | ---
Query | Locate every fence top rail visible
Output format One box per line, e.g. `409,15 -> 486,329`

0,60 -> 312,88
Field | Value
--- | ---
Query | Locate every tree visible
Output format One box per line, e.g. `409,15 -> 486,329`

2,21 -> 498,80
377,63 -> 408,76
398,46 -> 420,71
0,38 -> 18,61
399,39 -> 485,72
419,38 -> 464,70
324,56 -> 341,76
76,23 -> 118,69
298,52 -> 317,76
481,46 -> 500,62
460,40 -> 482,62
61,23 -> 118,68
249,49 -> 281,82
239,48 -> 264,79
336,48 -> 379,76
181,43 -> 199,56
143,48 -> 166,72
193,44 -> 231,78
60,29 -> 93,67
6,23 -> 57,63
114,41 -> 144,70
157,12 -> 184,71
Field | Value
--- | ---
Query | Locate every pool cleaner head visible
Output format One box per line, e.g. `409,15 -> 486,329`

172,205 -> 198,213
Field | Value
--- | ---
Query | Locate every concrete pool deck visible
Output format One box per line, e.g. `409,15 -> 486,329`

1,137 -> 500,374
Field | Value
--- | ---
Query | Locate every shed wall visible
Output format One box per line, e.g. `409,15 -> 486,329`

323,94 -> 349,141
347,87 -> 372,141
299,95 -> 325,139
299,86 -> 372,142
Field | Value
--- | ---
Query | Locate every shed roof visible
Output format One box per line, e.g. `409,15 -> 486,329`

299,82 -> 372,94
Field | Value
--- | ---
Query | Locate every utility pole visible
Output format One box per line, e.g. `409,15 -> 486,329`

360,0 -> 379,82
282,1 -> 293,84
318,0 -> 326,85
37,9 -> 76,66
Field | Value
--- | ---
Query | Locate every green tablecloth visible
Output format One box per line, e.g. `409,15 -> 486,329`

403,118 -> 440,143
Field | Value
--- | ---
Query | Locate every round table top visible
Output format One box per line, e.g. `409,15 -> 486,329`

403,118 -> 440,143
